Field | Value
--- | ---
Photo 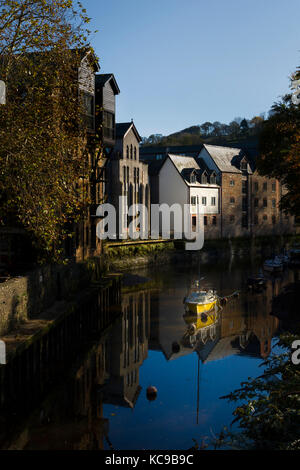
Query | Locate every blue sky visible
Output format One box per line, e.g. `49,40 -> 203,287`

82,0 -> 300,138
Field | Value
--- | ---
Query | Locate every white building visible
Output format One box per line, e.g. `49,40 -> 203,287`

158,154 -> 221,238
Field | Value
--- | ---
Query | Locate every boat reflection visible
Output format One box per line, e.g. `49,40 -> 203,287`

0,263 -> 296,450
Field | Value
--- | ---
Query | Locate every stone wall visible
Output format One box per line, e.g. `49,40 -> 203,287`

0,262 -> 93,336
221,171 -> 298,238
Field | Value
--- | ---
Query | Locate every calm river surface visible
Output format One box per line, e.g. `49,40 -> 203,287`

0,258 -> 298,450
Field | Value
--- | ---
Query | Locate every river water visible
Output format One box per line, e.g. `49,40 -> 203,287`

0,258 -> 298,450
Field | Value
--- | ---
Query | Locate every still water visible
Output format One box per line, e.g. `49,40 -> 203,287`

0,259 -> 298,450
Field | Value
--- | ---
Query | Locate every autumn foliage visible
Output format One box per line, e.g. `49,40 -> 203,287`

257,68 -> 300,218
0,0 -> 95,261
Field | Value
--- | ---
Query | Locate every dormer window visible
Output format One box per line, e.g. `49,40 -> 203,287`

190,172 -> 197,184
201,172 -> 208,184
210,172 -> 216,184
240,160 -> 248,171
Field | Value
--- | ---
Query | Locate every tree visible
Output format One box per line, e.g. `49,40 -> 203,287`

257,67 -> 300,217
239,118 -> 249,133
0,0 -> 96,262
215,333 -> 300,450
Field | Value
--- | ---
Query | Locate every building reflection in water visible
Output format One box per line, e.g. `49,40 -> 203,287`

103,290 -> 151,408
0,337 -> 109,450
0,290 -> 151,450
0,266 -> 297,449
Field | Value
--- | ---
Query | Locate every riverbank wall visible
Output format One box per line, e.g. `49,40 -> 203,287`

0,259 -> 113,337
0,274 -> 122,414
104,234 -> 300,271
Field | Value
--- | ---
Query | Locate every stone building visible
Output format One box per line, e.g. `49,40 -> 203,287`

199,144 -> 296,238
106,121 -> 150,238
144,142 -> 298,241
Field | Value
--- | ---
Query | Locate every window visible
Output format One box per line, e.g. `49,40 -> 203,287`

123,166 -> 126,182
211,197 -> 216,206
254,182 -> 259,191
230,180 -> 235,187
130,144 -> 133,159
263,198 -> 267,208
272,198 -> 276,208
191,196 -> 196,205
127,166 -> 129,182
254,198 -> 259,208
156,154 -> 163,160
134,147 -> 137,160
230,215 -> 235,223
82,92 -> 95,130
202,197 -> 207,205
210,173 -> 216,184
254,215 -> 258,225
242,214 -> 248,228
242,180 -> 247,194
272,215 -> 276,224
126,145 -> 129,159
230,197 -> 235,204
191,173 -> 197,183
102,110 -> 114,138
272,182 -> 276,192
263,214 -> 268,221
192,216 -> 197,231
212,216 -> 217,225
204,216 -> 207,226
263,182 -> 267,191
137,168 -> 139,183
240,160 -> 248,171
202,173 -> 208,184
242,197 -> 248,211
134,167 -> 136,183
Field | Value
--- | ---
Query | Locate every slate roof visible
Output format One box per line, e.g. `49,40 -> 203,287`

116,122 -> 142,142
95,73 -> 120,94
202,144 -> 252,174
167,154 -> 218,186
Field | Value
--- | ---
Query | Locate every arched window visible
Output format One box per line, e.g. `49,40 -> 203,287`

134,147 -> 137,160
130,144 -> 133,159
126,145 -> 129,159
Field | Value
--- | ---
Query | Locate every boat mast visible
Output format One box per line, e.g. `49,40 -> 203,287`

196,355 -> 200,425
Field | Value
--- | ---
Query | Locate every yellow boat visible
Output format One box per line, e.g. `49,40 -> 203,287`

185,309 -> 218,329
184,290 -> 218,314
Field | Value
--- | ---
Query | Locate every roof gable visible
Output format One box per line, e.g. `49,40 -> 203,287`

95,73 -> 120,94
116,122 -> 141,142
202,144 -> 252,174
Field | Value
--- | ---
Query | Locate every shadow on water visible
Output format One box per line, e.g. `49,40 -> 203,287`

0,258 -> 299,450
